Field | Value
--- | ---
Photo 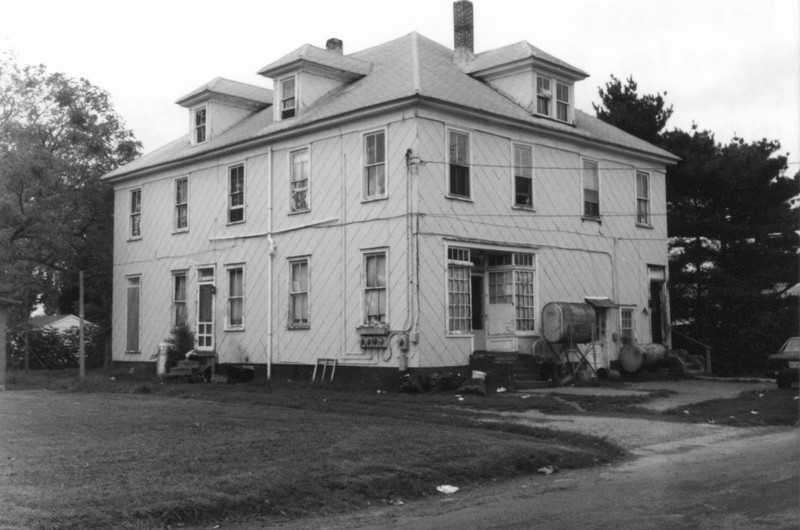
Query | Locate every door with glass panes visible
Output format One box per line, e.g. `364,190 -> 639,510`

196,267 -> 215,351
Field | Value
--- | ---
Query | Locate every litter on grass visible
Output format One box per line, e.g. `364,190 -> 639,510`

496,387 -> 507,393
537,465 -> 557,475
437,485 -> 459,494
387,497 -> 404,506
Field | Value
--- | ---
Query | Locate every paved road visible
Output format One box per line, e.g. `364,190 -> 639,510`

275,426 -> 798,530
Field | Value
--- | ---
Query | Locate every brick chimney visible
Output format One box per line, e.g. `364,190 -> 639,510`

326,38 -> 343,54
453,0 -> 474,65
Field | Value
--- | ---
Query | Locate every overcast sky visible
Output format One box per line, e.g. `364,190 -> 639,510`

2,0 -> 798,171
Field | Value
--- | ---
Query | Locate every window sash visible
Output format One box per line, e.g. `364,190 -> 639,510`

448,131 -> 470,198
514,270 -> 536,331
126,277 -> 140,351
175,178 -> 188,230
281,77 -> 296,119
229,165 -> 244,223
364,132 -> 386,198
173,274 -> 187,327
290,149 -> 310,212
364,253 -> 387,324
514,145 -> 533,207
620,309 -> 633,345
194,108 -> 206,143
130,189 -> 141,238
536,77 -> 551,115
447,264 -> 471,333
636,171 -> 651,224
289,260 -> 309,326
556,83 -> 569,121
228,268 -> 244,328
583,160 -> 600,217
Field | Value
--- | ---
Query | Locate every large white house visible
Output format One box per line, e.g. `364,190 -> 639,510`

103,1 -> 678,378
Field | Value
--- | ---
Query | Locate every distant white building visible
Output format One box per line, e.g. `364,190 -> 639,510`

102,1 -> 678,377
27,315 -> 95,333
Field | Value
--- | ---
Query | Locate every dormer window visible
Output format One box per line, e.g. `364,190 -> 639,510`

280,76 -> 296,119
193,107 -> 207,144
536,77 -> 551,116
556,82 -> 570,122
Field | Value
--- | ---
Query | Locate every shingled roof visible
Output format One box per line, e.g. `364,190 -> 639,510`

103,32 -> 677,181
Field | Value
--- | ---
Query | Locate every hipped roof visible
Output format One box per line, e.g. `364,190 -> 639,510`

104,32 -> 677,181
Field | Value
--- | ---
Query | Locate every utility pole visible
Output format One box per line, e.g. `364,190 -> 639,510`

79,271 -> 85,383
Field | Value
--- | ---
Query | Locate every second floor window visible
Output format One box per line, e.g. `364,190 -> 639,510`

364,131 -> 386,199
290,148 -> 310,212
175,177 -> 188,231
536,76 -> 551,116
194,107 -> 207,144
130,189 -> 141,239
513,144 -> 533,207
280,77 -> 296,119
228,164 -> 245,223
556,83 -> 570,122
636,171 -> 651,225
448,130 -> 470,199
582,159 -> 600,219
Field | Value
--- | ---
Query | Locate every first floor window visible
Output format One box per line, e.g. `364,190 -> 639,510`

447,247 -> 472,333
173,273 -> 187,327
291,148 -> 310,212
289,258 -> 309,327
514,270 -> 536,331
582,159 -> 600,218
364,252 -> 387,324
364,131 -> 386,198
229,164 -> 245,223
636,171 -> 651,225
620,308 -> 634,345
514,144 -> 533,207
448,130 -> 470,198
175,177 -> 188,231
227,267 -> 244,329
130,189 -> 141,238
126,276 -> 141,351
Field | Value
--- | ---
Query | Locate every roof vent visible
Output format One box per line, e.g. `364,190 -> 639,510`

326,38 -> 343,54
453,0 -> 474,65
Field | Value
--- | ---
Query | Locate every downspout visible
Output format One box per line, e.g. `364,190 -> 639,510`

266,146 -> 274,380
341,148 -> 347,361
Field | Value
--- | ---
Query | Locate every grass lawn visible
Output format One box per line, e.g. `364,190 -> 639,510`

0,370 -> 625,529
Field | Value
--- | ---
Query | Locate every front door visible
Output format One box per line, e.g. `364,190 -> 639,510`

197,267 -> 215,351
471,274 -> 486,351
486,270 -> 516,351
648,266 -> 666,345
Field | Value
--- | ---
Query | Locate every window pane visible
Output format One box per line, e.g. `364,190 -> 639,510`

126,279 -> 140,351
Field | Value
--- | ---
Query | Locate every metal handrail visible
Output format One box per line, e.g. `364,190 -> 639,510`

671,329 -> 713,374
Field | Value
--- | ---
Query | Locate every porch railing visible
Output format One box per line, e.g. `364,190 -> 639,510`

671,329 -> 713,375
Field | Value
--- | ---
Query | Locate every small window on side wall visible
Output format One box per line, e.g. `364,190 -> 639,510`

582,159 -> 600,219
364,252 -> 387,325
556,83 -> 570,122
513,144 -> 533,208
448,130 -> 470,199
228,164 -> 245,223
636,171 -> 651,225
175,177 -> 188,231
364,131 -> 386,199
289,258 -> 310,328
130,189 -> 141,239
290,148 -> 310,212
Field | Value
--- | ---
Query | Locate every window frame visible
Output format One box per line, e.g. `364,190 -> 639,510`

556,82 -> 570,122
512,143 -> 534,209
620,307 -> 634,345
280,76 -> 297,120
581,158 -> 601,221
174,177 -> 188,232
288,257 -> 310,329
172,271 -> 188,328
126,275 -> 141,353
129,188 -> 142,240
363,249 -> 388,325
636,170 -> 652,226
536,75 -> 552,117
447,128 -> 471,201
193,106 -> 207,144
446,246 -> 473,335
228,163 -> 245,224
225,265 -> 245,331
289,147 -> 311,213
363,129 -> 387,201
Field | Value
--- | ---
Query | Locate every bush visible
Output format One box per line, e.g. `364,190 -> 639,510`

7,325 -> 104,370
163,325 -> 195,368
